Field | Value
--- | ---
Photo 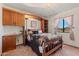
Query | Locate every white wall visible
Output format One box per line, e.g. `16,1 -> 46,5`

3,26 -> 22,35
48,7 -> 79,47
48,17 -> 55,33
0,3 -> 3,55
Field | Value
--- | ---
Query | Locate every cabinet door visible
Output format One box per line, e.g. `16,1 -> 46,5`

16,13 -> 21,26
20,13 -> 24,26
2,36 -> 16,52
3,8 -> 13,25
12,11 -> 17,25
16,13 -> 24,26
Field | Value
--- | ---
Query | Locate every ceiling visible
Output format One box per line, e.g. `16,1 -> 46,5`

3,3 -> 79,19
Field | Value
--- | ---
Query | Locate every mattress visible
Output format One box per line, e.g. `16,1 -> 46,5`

40,33 -> 59,40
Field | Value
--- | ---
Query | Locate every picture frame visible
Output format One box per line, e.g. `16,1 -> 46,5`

31,21 -> 37,28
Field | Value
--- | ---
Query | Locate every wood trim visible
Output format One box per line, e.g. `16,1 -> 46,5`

42,44 -> 62,56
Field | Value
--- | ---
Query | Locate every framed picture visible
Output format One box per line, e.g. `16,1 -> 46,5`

31,21 -> 37,28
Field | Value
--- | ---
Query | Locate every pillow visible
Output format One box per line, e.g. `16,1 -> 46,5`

52,34 -> 58,38
40,33 -> 52,40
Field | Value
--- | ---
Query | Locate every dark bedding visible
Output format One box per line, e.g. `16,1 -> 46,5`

27,35 -> 42,56
26,34 -> 62,56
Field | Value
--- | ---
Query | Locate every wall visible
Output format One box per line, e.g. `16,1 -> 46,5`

48,17 -> 55,33
3,26 -> 22,35
25,18 -> 41,30
0,3 -> 3,55
48,7 -> 79,47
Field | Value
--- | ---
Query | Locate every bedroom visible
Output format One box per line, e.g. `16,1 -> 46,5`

0,3 -> 79,56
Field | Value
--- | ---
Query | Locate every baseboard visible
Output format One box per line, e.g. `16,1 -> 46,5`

64,43 -> 79,48
16,43 -> 24,46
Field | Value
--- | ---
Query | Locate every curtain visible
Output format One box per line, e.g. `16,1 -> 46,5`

55,18 -> 60,28
64,15 -> 74,40
70,29 -> 75,40
64,15 -> 73,27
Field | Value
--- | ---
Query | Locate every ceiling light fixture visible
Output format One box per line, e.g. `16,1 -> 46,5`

44,3 -> 53,9
46,3 -> 52,8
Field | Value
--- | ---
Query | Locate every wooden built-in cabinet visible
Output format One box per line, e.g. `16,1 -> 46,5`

2,35 -> 16,52
40,19 -> 48,33
40,19 -> 44,32
3,8 -> 24,26
44,20 -> 48,33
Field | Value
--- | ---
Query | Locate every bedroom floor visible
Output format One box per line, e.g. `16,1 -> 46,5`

2,45 -> 79,56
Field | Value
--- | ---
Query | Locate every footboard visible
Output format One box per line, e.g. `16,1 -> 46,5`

42,37 -> 62,56
42,44 -> 62,56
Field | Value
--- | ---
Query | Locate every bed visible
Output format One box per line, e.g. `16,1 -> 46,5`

26,33 -> 63,56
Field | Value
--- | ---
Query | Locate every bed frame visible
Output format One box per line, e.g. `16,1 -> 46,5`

42,36 -> 62,56
26,34 -> 62,56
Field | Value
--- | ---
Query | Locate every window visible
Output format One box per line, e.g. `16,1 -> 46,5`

57,19 -> 70,33
56,15 -> 73,33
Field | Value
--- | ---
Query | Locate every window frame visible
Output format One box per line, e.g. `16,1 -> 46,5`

55,15 -> 73,33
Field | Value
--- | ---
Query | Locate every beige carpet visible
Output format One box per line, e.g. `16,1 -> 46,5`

2,45 -> 79,56
2,45 -> 37,56
51,45 -> 79,56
